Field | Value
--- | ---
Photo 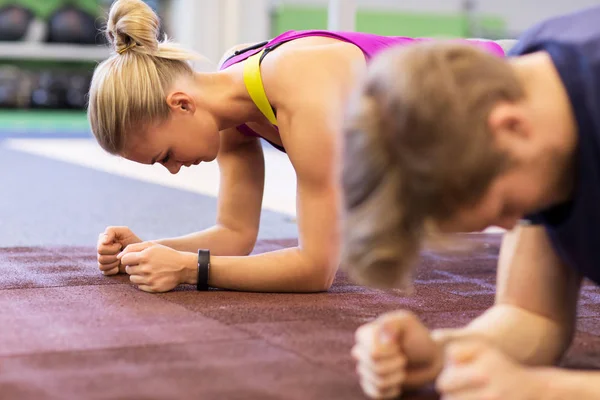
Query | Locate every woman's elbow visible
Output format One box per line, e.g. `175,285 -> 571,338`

305,257 -> 339,292
238,232 -> 258,256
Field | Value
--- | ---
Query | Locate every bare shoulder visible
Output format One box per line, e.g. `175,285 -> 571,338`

260,39 -> 368,108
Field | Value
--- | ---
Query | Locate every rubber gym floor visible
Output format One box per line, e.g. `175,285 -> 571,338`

1,111 -> 599,400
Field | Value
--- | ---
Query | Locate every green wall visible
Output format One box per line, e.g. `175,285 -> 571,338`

272,6 -> 505,38
0,0 -> 102,18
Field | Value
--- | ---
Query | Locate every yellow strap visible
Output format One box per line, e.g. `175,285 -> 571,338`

243,49 -> 278,126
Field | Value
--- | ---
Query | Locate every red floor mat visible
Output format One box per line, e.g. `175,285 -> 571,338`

1,235 -> 598,399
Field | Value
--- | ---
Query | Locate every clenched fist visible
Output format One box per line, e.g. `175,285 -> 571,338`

352,311 -> 444,399
96,226 -> 142,276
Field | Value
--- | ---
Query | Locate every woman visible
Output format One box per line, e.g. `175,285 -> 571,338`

91,0 -> 505,294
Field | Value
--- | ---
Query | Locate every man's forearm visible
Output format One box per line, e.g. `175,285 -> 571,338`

433,304 -> 572,366
537,368 -> 600,400
181,247 -> 336,292
156,225 -> 256,256
403,304 -> 574,391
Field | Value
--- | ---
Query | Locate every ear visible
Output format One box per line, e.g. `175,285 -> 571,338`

487,101 -> 530,143
166,92 -> 196,115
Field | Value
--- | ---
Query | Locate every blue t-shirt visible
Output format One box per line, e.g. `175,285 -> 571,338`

510,6 -> 600,285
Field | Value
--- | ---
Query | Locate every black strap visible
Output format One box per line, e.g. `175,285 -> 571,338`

197,249 -> 210,291
259,41 -> 287,64
222,38 -> 289,66
221,40 -> 270,65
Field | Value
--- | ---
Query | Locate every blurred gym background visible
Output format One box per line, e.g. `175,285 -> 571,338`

0,0 -> 597,246
0,0 -> 597,136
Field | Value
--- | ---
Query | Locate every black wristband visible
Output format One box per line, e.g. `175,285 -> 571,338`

197,249 -> 210,291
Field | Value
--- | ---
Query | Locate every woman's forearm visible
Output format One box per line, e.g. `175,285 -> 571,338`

156,225 -> 256,256
537,368 -> 600,400
433,303 -> 572,366
181,247 -> 336,292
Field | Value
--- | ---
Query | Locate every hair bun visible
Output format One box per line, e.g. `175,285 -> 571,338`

105,0 -> 160,55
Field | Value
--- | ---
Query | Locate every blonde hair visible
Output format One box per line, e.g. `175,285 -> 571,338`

342,42 -> 524,288
88,0 -> 198,154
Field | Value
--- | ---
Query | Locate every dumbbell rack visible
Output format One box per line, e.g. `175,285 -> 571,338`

0,42 -> 109,62
0,39 -> 110,112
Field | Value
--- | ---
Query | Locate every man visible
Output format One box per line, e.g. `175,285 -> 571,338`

343,6 -> 600,399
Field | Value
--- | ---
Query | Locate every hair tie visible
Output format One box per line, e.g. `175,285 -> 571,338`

118,42 -> 137,55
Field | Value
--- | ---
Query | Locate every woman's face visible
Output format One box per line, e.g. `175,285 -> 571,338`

120,102 -> 221,174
